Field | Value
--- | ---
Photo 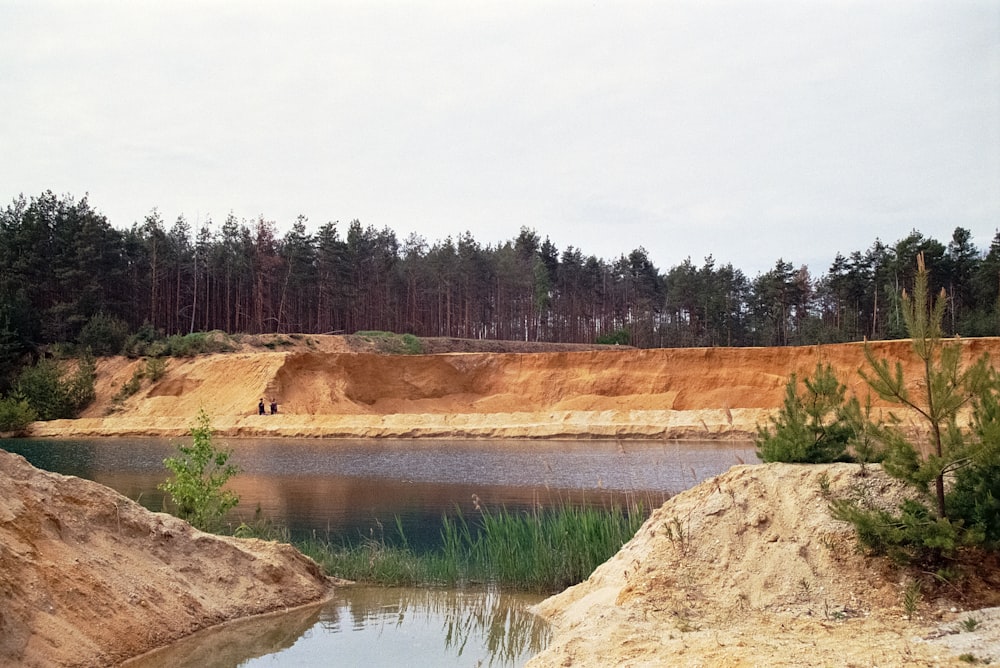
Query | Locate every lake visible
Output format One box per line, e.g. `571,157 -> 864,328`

2,436 -> 758,666
1,437 -> 757,547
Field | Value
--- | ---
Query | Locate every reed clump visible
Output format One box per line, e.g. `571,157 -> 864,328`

298,501 -> 647,593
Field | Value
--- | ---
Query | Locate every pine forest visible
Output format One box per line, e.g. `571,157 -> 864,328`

2,191 -> 998,369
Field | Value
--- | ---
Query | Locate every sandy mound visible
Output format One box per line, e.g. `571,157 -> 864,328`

29,336 -> 1000,440
0,450 -> 334,668
528,463 -> 1000,667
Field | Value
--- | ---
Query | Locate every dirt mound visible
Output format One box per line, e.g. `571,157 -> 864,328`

30,336 -> 1000,440
529,463 -> 1000,667
0,450 -> 334,668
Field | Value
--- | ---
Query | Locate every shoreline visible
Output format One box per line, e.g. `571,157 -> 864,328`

21,408 -> 767,441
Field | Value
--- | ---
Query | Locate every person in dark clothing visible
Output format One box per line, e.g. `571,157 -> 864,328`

270,398 -> 278,415
258,398 -> 265,415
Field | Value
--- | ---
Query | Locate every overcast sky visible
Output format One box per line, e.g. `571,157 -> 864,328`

2,1 -> 998,276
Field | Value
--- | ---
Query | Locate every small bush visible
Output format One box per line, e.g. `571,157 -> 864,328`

17,359 -> 67,419
123,323 -> 164,358
16,355 -> 96,420
400,333 -> 423,354
355,331 -> 424,354
261,336 -> 293,349
756,363 -> 852,463
111,367 -> 144,404
126,327 -> 235,358
159,409 -> 240,532
947,457 -> 1000,549
902,579 -> 922,620
596,329 -> 630,345
145,356 -> 167,382
0,395 -> 36,433
960,616 -> 981,632
830,497 -> 964,564
77,312 -> 129,356
66,354 -> 96,410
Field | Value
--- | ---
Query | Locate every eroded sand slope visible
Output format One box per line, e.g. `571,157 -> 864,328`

0,450 -> 333,668
528,463 -> 1000,667
29,336 -> 1000,439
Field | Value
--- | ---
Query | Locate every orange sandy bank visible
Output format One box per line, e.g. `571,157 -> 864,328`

27,336 -> 1000,440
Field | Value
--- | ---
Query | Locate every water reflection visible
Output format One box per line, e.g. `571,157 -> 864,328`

122,602 -> 322,668
124,586 -> 548,668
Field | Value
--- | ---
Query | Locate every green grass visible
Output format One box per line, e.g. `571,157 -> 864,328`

298,502 -> 647,593
353,331 -> 424,354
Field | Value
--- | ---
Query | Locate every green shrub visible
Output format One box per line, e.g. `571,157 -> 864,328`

125,327 -> 235,358
112,367 -> 144,405
354,331 -> 424,354
77,312 -> 129,356
159,409 -> 240,532
839,393 -> 885,469
756,363 -> 852,463
400,333 -> 423,354
831,497 -> 964,564
16,355 -> 96,420
145,356 -> 167,381
0,395 -> 36,433
124,323 -> 164,358
16,358 -> 66,419
834,253 -> 999,565
947,387 -> 1000,547
66,354 -> 96,410
596,329 -> 630,345
261,336 -> 293,349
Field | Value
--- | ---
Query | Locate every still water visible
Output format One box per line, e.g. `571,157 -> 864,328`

3,437 -> 757,666
2,437 -> 757,547
124,586 -> 549,668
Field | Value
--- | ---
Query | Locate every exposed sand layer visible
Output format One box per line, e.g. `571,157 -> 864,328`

0,450 -> 334,668
26,336 -> 1000,440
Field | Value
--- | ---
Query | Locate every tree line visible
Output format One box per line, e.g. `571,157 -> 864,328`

2,191 -> 998,373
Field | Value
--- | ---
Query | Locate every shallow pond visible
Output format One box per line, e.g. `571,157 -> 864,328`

123,586 -> 548,668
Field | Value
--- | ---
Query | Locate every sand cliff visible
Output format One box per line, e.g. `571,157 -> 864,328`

27,336 -> 1000,440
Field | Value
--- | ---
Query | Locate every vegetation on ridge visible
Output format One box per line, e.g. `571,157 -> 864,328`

1,190 -> 998,419
1,192 -> 998,383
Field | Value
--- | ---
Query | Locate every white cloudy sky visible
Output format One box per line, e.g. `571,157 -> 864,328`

2,1 -> 998,276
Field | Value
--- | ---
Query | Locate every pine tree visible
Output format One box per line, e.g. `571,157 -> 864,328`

860,253 -> 991,519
